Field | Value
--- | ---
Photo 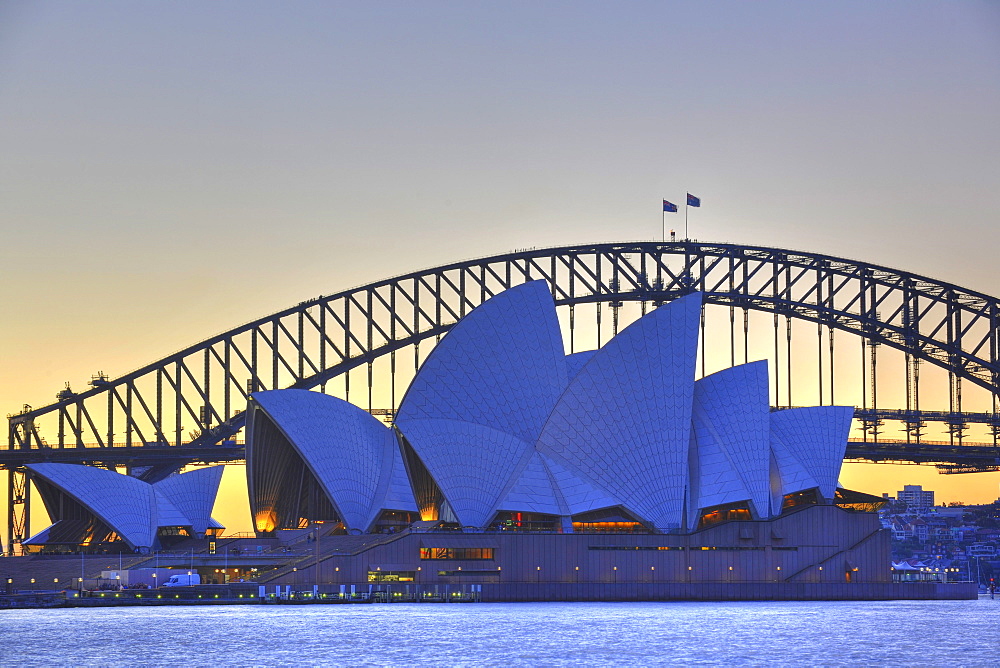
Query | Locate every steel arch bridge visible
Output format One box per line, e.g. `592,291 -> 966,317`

6,240 -> 1000,553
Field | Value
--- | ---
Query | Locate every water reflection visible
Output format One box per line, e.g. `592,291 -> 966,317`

5,600 -> 998,666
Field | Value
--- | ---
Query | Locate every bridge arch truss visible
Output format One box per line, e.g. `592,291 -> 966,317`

6,241 -> 1000,551
10,241 -> 1000,451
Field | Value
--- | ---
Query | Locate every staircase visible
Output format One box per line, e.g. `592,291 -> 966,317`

255,532 -> 411,584
783,528 -> 885,582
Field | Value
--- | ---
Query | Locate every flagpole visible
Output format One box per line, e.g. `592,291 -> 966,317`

685,199 -> 689,240
662,207 -> 665,242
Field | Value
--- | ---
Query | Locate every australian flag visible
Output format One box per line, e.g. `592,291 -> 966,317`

687,193 -> 701,207
663,200 -> 678,213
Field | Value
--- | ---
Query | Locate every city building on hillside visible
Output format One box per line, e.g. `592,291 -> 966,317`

896,485 -> 935,509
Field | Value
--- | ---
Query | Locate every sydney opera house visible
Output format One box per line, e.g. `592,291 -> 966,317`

25,282 -> 903,598
239,282 -> 894,598
248,282 -> 863,535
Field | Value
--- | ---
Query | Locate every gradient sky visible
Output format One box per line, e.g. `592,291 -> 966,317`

2,1 -> 999,533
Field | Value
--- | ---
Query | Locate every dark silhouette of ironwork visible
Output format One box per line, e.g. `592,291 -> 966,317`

5,240 -> 1000,553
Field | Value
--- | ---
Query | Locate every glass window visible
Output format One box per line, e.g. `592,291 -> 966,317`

367,571 -> 416,583
697,503 -> 752,529
588,546 -> 684,551
419,547 -> 495,560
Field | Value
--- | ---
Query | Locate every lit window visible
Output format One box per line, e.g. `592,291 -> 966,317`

419,547 -> 495,560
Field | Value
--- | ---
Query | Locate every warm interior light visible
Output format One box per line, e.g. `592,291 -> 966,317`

571,521 -> 643,532
254,511 -> 278,533
697,505 -> 753,529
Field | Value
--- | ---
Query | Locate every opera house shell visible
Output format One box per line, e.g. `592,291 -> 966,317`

24,464 -> 225,552
246,282 -> 861,536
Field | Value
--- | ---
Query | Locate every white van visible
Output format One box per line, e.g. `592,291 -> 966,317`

162,573 -> 201,587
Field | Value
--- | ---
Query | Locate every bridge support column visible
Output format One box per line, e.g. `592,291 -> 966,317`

6,467 -> 30,556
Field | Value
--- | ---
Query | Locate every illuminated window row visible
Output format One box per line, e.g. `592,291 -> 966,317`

589,546 -> 684,551
588,545 -> 800,552
419,547 -> 495,560
693,546 -> 766,551
690,546 -> 796,551
367,571 -> 416,582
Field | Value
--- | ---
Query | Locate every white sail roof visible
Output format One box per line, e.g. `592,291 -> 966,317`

496,451 -> 563,516
768,430 -> 820,514
28,463 -> 158,549
252,390 -> 416,531
399,418 -> 535,527
395,280 -> 568,444
539,453 -> 619,515
565,351 -> 597,379
154,466 -> 225,536
770,406 -> 854,501
28,463 -> 228,548
690,361 -> 772,523
536,293 -> 702,529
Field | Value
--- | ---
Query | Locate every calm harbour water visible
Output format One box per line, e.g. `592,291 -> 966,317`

3,599 -> 999,666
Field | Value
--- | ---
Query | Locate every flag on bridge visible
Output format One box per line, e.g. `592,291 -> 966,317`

663,200 -> 678,213
687,193 -> 701,207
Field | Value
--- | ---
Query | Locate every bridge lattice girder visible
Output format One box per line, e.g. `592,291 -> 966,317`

7,241 -> 1000,455
7,240 -> 1000,556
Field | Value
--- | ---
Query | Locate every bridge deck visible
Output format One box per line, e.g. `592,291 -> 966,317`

2,438 -> 997,472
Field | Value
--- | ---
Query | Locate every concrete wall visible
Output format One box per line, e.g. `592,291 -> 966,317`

476,581 -> 977,601
279,507 -> 903,598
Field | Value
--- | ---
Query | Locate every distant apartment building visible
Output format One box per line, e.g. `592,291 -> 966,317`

909,518 -> 929,542
897,485 -> 934,509
968,543 -> 996,558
